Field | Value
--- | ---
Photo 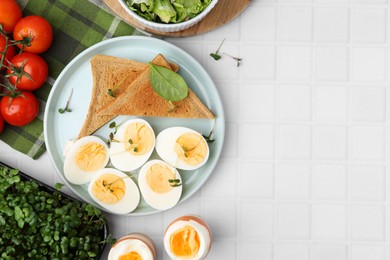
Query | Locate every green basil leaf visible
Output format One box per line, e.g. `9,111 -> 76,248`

148,63 -> 188,102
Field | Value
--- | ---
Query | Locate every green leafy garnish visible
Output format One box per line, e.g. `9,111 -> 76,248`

148,63 -> 188,102
108,75 -> 129,98
210,38 -> 225,61
223,52 -> 243,67
168,178 -> 182,187
58,88 -> 73,114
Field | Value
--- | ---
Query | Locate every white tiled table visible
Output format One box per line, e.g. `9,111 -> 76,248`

1,0 -> 390,259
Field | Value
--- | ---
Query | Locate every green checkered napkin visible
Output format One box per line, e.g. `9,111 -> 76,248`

0,0 -> 143,159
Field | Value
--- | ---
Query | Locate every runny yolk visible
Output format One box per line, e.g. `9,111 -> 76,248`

75,142 -> 106,171
170,225 -> 200,258
146,164 -> 175,194
118,251 -> 142,260
175,133 -> 207,166
124,122 -> 154,155
91,174 -> 125,204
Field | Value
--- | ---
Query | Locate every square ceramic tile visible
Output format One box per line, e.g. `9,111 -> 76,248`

312,204 -> 347,240
206,241 -> 236,260
203,200 -> 236,238
315,86 -> 348,122
350,165 -> 385,201
238,243 -> 273,260
318,0 -> 349,3
215,81 -> 239,121
279,84 -> 311,121
202,161 -> 237,199
278,125 -> 312,160
167,40 -> 205,65
204,20 -> 241,41
351,205 -> 385,241
313,244 -> 347,260
279,6 -> 313,42
240,162 -> 274,199
314,125 -> 347,160
351,9 -> 386,43
276,243 -> 310,260
315,46 -> 349,81
351,245 -> 385,260
279,45 -> 312,81
243,6 -> 277,41
241,124 -> 275,159
241,84 -> 275,122
315,8 -> 349,43
163,197 -> 201,226
352,0 -> 387,3
350,126 -> 385,161
350,87 -> 385,122
277,163 -> 311,199
277,203 -> 311,239
352,47 -> 386,83
240,202 -> 274,239
313,164 -> 347,200
242,44 -> 276,80
128,214 -> 163,238
220,122 -> 238,159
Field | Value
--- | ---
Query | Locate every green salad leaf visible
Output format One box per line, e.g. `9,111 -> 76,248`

125,0 -> 213,24
148,63 -> 188,102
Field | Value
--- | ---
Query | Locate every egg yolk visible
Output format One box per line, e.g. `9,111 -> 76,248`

170,225 -> 200,258
124,122 -> 153,155
92,174 -> 125,204
146,164 -> 175,194
118,251 -> 142,260
175,133 -> 207,166
75,142 -> 107,171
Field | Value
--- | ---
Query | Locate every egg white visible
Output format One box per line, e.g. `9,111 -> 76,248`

63,136 -> 109,185
155,127 -> 209,170
110,119 -> 155,172
138,160 -> 182,211
88,168 -> 140,214
164,218 -> 211,260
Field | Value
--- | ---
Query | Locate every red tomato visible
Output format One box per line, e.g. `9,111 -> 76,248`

0,35 -> 16,69
0,0 -> 22,33
0,91 -> 39,126
0,111 -> 4,134
13,15 -> 53,54
7,53 -> 48,91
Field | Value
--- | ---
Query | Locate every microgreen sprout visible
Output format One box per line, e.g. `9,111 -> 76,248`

58,88 -> 73,114
223,52 -> 243,67
168,178 -> 182,187
210,38 -> 225,61
108,75 -> 129,98
202,126 -> 215,143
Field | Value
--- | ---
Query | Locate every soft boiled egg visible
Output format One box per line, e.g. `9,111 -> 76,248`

88,168 -> 140,214
110,119 -> 155,172
164,215 -> 212,260
138,160 -> 182,210
63,136 -> 109,185
108,233 -> 156,260
155,127 -> 209,170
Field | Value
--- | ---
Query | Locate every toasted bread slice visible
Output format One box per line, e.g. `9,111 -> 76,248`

98,56 -> 215,119
78,54 -> 179,138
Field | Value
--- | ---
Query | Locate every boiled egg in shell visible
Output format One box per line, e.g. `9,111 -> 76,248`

88,168 -> 140,214
108,233 -> 156,260
155,127 -> 209,170
63,136 -> 109,185
138,159 -> 182,210
164,215 -> 212,260
110,118 -> 155,172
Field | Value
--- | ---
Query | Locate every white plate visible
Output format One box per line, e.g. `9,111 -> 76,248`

44,36 -> 225,216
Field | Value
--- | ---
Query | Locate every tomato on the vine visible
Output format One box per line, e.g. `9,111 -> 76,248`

0,35 -> 16,70
0,91 -> 39,127
0,0 -> 22,33
7,53 -> 49,91
13,15 -> 53,54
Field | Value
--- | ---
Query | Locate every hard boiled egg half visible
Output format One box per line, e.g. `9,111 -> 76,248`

138,160 -> 182,210
63,136 -> 109,185
164,215 -> 212,260
88,168 -> 140,214
110,119 -> 155,172
155,127 -> 209,170
108,233 -> 156,260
